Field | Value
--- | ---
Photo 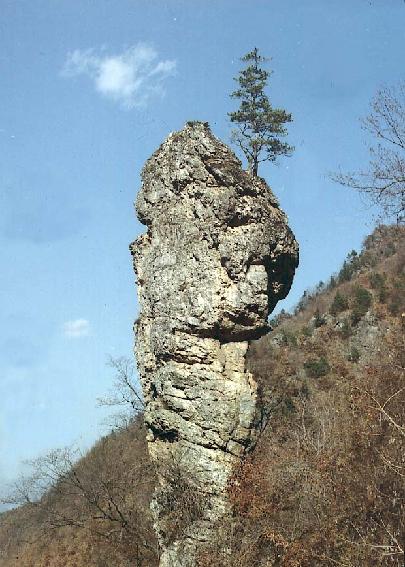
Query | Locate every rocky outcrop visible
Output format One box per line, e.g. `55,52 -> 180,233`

130,122 -> 298,566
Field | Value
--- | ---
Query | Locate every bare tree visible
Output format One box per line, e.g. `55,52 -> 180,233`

0,356 -> 155,565
97,356 -> 144,429
332,82 -> 405,224
1,422 -> 157,565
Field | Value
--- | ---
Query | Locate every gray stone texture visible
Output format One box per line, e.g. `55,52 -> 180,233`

130,122 -> 298,566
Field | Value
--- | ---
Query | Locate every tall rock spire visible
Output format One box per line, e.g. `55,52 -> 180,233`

130,121 -> 298,566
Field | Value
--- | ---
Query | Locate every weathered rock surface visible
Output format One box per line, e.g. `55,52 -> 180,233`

130,122 -> 298,566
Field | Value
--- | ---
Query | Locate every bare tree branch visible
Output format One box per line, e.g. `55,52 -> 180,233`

97,356 -> 144,430
331,82 -> 405,223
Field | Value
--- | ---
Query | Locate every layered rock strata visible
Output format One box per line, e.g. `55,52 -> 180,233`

130,122 -> 298,566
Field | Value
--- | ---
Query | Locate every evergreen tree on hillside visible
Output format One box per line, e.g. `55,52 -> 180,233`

229,47 -> 293,176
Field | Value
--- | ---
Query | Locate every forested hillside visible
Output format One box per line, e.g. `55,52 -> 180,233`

0,421 -> 158,567
1,225 -> 404,567
200,224 -> 405,566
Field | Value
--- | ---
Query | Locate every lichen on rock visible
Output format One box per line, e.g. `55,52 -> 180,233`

130,121 -> 298,566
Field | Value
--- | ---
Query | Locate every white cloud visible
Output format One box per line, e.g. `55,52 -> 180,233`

62,44 -> 176,108
63,319 -> 90,339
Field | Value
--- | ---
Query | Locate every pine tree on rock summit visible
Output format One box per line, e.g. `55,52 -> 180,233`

229,47 -> 294,176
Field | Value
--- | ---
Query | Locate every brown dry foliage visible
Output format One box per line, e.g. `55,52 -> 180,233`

198,225 -> 405,567
154,448 -> 207,546
1,225 -> 404,567
0,418 -> 159,567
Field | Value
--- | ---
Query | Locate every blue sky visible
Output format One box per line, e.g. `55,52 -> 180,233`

1,0 -> 404,489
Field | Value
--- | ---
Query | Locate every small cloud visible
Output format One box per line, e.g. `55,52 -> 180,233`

62,43 -> 176,109
63,319 -> 90,339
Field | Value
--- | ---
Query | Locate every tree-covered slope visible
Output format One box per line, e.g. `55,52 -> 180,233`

199,224 -> 405,566
1,225 -> 403,567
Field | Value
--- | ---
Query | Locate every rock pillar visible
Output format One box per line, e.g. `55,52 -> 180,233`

130,122 -> 298,566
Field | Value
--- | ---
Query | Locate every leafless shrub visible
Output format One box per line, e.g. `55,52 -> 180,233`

154,448 -> 207,546
97,356 -> 144,430
1,418 -> 158,566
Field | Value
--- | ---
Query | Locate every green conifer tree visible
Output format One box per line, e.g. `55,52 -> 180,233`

229,47 -> 293,176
